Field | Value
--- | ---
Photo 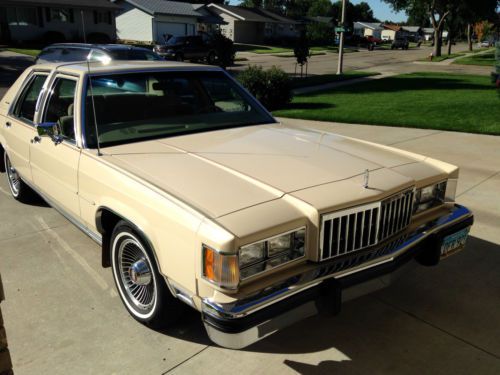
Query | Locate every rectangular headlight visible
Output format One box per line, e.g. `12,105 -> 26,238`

239,228 -> 306,280
414,181 -> 447,214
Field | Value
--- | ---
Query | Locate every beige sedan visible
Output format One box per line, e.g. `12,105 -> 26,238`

0,61 -> 473,348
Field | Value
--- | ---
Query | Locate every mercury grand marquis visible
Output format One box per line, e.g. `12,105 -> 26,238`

0,61 -> 473,348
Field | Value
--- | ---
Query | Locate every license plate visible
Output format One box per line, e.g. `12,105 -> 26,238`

440,227 -> 470,258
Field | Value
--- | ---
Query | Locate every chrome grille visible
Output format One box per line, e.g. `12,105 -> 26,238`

320,189 -> 414,261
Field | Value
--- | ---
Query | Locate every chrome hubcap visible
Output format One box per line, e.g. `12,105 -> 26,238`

5,157 -> 20,195
118,239 -> 155,310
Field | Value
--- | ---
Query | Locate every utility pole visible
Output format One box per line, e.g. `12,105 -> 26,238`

337,0 -> 347,75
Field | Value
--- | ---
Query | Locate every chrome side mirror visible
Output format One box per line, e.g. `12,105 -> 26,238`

36,122 -> 63,145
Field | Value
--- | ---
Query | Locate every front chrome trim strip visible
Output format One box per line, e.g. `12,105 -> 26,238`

202,204 -> 472,320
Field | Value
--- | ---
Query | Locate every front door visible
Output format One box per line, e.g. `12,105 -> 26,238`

30,75 -> 81,218
4,72 -> 49,182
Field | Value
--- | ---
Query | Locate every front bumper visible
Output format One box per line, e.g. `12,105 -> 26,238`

202,204 -> 473,349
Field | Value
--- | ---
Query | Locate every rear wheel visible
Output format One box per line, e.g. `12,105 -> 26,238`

4,151 -> 34,202
110,221 -> 182,328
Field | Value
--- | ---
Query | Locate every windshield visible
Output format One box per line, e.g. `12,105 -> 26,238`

108,49 -> 162,61
166,36 -> 186,45
84,71 -> 275,148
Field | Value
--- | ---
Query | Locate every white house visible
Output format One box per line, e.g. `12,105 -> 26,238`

206,4 -> 300,44
0,0 -> 119,43
353,22 -> 384,39
114,0 -> 205,43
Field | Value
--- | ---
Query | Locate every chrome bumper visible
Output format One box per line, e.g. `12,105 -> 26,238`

202,205 -> 473,349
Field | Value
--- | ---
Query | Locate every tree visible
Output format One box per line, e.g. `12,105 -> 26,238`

382,0 -> 455,57
474,20 -> 493,42
330,1 -> 378,24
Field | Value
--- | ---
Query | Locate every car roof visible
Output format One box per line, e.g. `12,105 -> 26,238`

33,60 -> 222,76
43,43 -> 154,52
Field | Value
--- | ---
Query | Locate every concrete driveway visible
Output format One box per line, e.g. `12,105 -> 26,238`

1,118 -> 499,374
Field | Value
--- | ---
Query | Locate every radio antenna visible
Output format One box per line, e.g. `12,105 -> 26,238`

81,10 -> 102,156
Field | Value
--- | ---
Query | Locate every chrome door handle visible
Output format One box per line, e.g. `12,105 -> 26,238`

5,121 -> 11,128
31,136 -> 41,144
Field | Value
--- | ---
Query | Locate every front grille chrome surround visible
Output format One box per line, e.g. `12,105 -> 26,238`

320,189 -> 414,261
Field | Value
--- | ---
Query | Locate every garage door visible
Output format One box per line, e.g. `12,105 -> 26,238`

155,22 -> 194,42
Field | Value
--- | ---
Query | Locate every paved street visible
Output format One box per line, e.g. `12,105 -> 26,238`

1,118 -> 499,374
231,42 -> 492,77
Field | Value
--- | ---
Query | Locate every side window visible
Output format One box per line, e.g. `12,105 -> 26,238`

43,78 -> 77,142
88,49 -> 109,63
13,74 -> 49,123
59,48 -> 89,62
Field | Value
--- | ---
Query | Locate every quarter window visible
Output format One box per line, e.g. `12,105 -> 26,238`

13,74 -> 48,123
43,78 -> 77,142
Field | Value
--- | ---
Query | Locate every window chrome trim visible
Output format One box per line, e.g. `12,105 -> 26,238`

8,70 -> 51,127
38,73 -> 79,147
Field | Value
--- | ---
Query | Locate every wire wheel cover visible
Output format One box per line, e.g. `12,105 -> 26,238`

6,156 -> 20,195
118,238 -> 155,311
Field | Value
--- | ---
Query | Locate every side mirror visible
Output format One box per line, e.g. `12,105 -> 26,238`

36,122 -> 63,145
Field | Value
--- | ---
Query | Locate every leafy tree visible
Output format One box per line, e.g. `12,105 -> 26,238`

331,1 -> 378,24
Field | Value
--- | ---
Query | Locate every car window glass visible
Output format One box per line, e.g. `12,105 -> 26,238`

89,49 -> 110,63
43,78 -> 77,142
59,48 -> 90,62
37,48 -> 60,62
84,71 -> 274,148
13,74 -> 49,123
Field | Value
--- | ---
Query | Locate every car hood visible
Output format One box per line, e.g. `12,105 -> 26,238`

101,123 -> 427,218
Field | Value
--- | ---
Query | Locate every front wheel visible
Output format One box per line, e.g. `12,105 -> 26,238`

111,221 -> 182,328
4,151 -> 34,202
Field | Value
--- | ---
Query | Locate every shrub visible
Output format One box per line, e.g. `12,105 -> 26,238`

238,65 -> 292,110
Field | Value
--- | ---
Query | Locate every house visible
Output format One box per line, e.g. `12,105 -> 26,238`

401,26 -> 422,41
114,0 -> 207,43
193,3 -> 226,34
206,4 -> 300,44
0,0 -> 119,44
381,24 -> 402,41
423,27 -> 448,41
353,22 -> 383,39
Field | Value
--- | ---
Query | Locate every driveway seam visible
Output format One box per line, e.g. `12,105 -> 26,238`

458,170 -> 500,197
0,223 -> 70,244
388,130 -> 444,146
376,297 -> 500,361
162,346 -> 210,374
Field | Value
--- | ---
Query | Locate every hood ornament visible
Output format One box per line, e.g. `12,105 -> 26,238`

363,169 -> 370,189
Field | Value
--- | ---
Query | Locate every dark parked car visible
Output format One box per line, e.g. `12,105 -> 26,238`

391,37 -> 409,50
35,44 -> 164,64
153,35 -> 217,64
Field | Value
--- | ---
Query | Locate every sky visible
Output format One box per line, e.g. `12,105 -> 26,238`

350,0 -> 407,22
228,0 -> 408,23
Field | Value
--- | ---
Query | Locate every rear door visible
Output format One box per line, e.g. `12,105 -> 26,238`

3,71 -> 49,182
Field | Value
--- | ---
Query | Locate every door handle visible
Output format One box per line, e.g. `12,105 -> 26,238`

31,136 -> 41,144
5,121 -> 11,128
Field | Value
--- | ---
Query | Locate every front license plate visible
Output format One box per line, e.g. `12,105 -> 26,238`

440,227 -> 470,258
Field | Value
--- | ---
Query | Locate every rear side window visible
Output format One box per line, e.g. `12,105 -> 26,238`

58,48 -> 90,62
37,48 -> 60,63
13,74 -> 48,123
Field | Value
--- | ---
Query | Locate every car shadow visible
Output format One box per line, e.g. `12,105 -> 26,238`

156,235 -> 500,362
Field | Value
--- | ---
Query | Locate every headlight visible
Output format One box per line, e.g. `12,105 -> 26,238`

239,228 -> 306,280
413,181 -> 447,214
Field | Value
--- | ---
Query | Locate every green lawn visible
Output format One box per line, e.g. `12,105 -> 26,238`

234,44 -> 293,54
290,71 -> 379,89
4,48 -> 41,57
274,72 -> 500,135
454,51 -> 496,66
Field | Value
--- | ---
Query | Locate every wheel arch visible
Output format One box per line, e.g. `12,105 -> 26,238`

95,206 -> 162,272
0,143 -> 5,173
